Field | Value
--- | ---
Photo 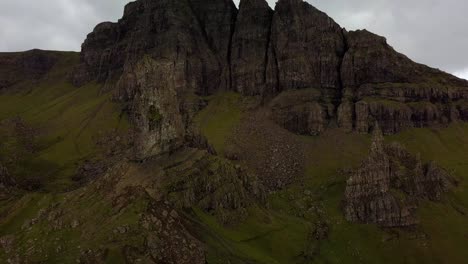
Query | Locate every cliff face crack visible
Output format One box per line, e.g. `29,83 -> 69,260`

71,0 -> 468,159
335,28 -> 350,112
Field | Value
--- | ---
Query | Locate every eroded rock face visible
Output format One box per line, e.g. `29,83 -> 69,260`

338,30 -> 468,134
162,149 -> 264,224
72,0 -> 468,158
74,0 -> 228,159
270,89 -> 331,135
267,0 -> 346,100
231,0 -> 273,96
0,50 -> 59,90
135,201 -> 205,264
188,0 -> 238,91
344,125 -> 455,227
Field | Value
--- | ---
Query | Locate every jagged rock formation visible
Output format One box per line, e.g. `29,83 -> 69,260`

74,0 -> 233,159
267,0 -> 345,98
73,0 -> 468,159
231,0 -> 273,95
338,30 -> 468,134
344,124 -> 455,227
0,49 -> 59,90
162,149 -> 264,223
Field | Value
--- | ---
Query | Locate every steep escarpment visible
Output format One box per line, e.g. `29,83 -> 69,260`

74,0 -> 230,160
338,30 -> 468,134
72,0 -> 468,158
231,0 -> 273,95
344,124 -> 455,227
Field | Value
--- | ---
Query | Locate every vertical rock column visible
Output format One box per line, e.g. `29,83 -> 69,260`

231,0 -> 273,96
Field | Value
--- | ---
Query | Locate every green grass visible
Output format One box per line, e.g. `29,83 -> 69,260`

0,52 -> 128,191
194,124 -> 468,263
194,92 -> 243,155
2,51 -> 468,263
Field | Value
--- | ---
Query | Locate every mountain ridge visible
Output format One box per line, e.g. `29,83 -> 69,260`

70,0 -> 468,160
1,0 -> 468,263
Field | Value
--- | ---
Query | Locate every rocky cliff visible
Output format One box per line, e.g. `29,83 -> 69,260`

73,0 -> 468,158
344,124 -> 455,227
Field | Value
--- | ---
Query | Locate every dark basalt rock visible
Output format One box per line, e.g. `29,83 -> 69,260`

188,0 -> 238,91
74,0 -> 228,159
231,0 -> 273,96
266,0 -> 346,100
270,89 -> 332,135
338,30 -> 468,134
72,0 -> 468,158
0,49 -> 59,90
344,124 -> 455,227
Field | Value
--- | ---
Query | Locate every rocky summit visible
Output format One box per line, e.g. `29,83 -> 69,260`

1,0 -> 468,263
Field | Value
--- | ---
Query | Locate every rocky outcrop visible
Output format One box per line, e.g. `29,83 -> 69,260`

0,49 -> 59,90
266,0 -> 346,100
338,30 -> 468,134
344,124 -> 455,227
270,89 -> 331,135
162,149 -> 264,223
188,0 -> 238,91
74,0 -> 228,159
72,0 -> 468,159
135,201 -> 205,264
231,0 -> 273,95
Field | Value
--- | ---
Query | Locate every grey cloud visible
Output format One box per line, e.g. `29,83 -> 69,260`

0,0 -> 466,79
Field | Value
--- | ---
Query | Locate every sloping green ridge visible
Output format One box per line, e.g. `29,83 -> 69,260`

0,52 -> 128,191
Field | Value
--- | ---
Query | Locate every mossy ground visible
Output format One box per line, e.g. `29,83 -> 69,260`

1,67 -> 467,263
194,93 -> 468,264
0,52 -> 128,191
194,92 -> 244,155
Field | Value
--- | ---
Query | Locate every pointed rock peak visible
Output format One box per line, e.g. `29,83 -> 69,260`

370,122 -> 384,152
239,0 -> 271,10
346,29 -> 388,48
275,0 -> 336,19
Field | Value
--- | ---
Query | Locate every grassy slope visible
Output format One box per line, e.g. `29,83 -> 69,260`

195,92 -> 468,264
0,52 -> 128,191
0,64 -> 466,263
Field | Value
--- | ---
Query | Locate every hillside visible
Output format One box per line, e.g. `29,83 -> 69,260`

0,0 -> 467,263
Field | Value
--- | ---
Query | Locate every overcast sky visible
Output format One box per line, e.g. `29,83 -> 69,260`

1,0 -> 467,79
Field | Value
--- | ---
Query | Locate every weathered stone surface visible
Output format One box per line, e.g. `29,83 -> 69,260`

71,22 -> 120,87
267,0 -> 346,100
188,0 -> 238,91
71,0 -> 468,155
338,30 -> 468,134
264,0 -> 346,132
188,0 -> 237,60
231,0 -> 273,95
74,0 -> 227,159
344,124 -> 455,227
135,201 -> 205,264
270,89 -> 332,135
162,149 -> 264,224
0,49 -> 59,90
